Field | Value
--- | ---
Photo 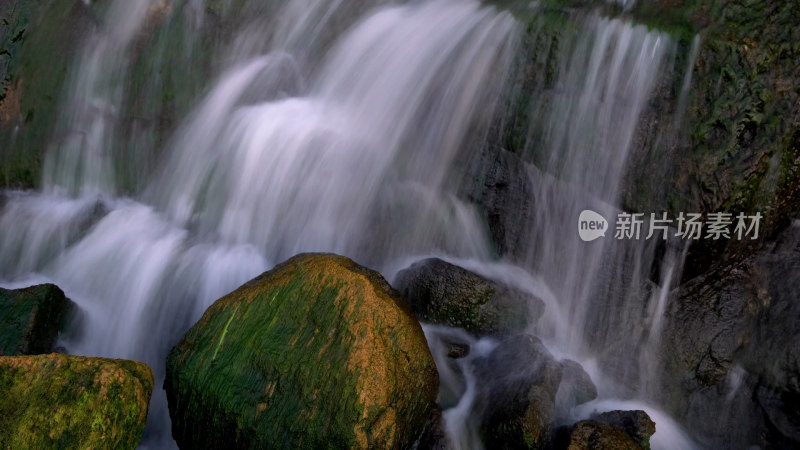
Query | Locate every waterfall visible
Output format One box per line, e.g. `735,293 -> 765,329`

515,14 -> 680,362
42,0 -> 153,195
1,0 -> 517,447
0,0 -> 701,448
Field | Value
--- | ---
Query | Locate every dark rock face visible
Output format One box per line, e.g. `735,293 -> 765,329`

0,353 -> 153,450
0,283 -> 75,356
478,148 -> 537,258
590,410 -> 655,450
166,253 -> 439,449
475,334 -> 563,449
394,258 -> 544,336
661,223 -> 800,448
461,146 -> 537,259
662,262 -> 761,394
417,406 -> 448,450
621,0 -> 800,280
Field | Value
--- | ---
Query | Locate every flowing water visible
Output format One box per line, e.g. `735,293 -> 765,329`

1,0 -> 700,448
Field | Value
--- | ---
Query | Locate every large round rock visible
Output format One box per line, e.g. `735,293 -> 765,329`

165,253 -> 439,449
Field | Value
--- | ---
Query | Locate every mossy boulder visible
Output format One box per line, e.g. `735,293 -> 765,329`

394,258 -> 544,336
559,420 -> 643,450
165,253 -> 439,449
0,283 -> 75,356
590,410 -> 656,450
0,353 -> 154,449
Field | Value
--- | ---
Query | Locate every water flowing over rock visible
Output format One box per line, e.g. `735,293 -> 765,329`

1,2 -> 518,446
661,222 -> 800,448
165,253 -> 438,449
556,360 -> 599,418
0,353 -> 153,449
464,147 -> 539,259
1,0 -> 798,446
0,283 -> 75,355
475,334 -> 563,449
394,258 -> 544,336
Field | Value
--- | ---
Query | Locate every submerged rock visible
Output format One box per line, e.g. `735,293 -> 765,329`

394,258 -> 544,336
556,359 -> 598,418
0,284 -> 75,355
165,253 -> 439,449
0,353 -> 153,449
476,334 -> 563,449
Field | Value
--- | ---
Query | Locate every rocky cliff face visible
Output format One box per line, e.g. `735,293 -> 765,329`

660,222 -> 800,448
623,0 -> 800,279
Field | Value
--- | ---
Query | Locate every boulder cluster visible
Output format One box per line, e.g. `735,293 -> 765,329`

0,254 -> 656,449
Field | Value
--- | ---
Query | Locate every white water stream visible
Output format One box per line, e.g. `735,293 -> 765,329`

0,0 -> 699,448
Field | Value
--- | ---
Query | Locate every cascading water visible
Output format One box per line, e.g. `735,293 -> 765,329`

418,12 -> 701,449
0,0 -> 702,448
41,0 -> 153,195
519,14 -> 680,374
2,0 -> 518,447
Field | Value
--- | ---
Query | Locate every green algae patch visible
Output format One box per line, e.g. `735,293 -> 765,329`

0,353 -> 154,449
0,284 -> 75,356
165,253 -> 439,449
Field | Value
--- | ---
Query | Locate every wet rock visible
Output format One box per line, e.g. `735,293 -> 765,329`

166,253 -> 439,449
661,223 -> 800,447
590,410 -> 656,449
661,261 -> 761,398
556,359 -> 598,417
560,420 -> 643,450
0,284 -> 75,356
755,384 -> 800,447
462,147 -> 536,259
447,342 -> 470,359
682,370 -> 766,448
476,334 -> 562,449
0,353 -> 153,449
621,0 -> 800,280
417,406 -> 448,450
394,258 -> 544,336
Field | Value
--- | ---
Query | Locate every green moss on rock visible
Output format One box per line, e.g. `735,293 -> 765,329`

165,253 -> 439,449
0,353 -> 153,449
562,420 -> 644,450
0,283 -> 75,356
